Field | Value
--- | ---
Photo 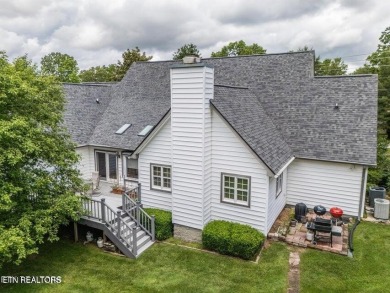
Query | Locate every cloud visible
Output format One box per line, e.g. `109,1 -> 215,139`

0,0 -> 388,72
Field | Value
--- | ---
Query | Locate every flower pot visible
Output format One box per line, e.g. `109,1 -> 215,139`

290,219 -> 297,227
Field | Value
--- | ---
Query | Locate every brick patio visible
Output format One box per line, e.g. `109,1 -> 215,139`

268,208 -> 349,255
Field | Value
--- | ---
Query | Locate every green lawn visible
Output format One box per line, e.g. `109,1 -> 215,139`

0,240 -> 289,293
300,222 -> 390,293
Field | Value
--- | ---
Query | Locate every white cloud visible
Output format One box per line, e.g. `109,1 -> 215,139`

0,0 -> 388,72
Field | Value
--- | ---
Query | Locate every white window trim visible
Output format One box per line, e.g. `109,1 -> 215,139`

276,173 -> 283,197
150,164 -> 172,192
221,173 -> 251,207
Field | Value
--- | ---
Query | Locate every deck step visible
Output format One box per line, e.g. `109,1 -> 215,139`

137,235 -> 152,250
137,240 -> 155,256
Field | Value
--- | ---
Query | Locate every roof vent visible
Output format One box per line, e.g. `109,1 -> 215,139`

183,56 -> 201,64
115,124 -> 131,134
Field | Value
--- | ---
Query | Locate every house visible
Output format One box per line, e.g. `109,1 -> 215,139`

64,51 -> 377,243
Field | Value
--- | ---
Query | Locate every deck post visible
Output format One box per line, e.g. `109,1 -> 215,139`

101,198 -> 106,223
73,222 -> 78,242
132,226 -> 138,256
138,182 -> 142,202
136,202 -> 140,227
151,215 -> 155,241
117,211 -> 121,238
122,193 -> 126,212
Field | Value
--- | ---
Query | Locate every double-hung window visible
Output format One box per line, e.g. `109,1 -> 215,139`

151,164 -> 171,192
276,173 -> 283,197
221,173 -> 250,206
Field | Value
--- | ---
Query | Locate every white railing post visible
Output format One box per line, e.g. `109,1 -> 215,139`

151,215 -> 155,241
132,226 -> 138,256
101,198 -> 106,223
116,210 -> 121,238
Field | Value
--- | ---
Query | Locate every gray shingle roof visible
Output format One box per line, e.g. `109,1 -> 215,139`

63,83 -> 113,145
212,86 -> 294,174
63,51 -> 377,170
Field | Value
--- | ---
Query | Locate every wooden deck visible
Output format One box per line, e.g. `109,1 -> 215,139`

79,181 -> 155,258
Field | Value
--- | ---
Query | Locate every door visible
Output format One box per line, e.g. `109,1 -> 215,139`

96,151 -> 117,181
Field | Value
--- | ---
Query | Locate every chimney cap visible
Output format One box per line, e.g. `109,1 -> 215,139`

182,56 -> 201,64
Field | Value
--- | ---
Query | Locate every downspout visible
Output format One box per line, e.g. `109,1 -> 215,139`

348,166 -> 367,257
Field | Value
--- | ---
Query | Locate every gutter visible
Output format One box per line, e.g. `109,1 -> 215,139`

348,166 -> 367,258
274,156 -> 295,178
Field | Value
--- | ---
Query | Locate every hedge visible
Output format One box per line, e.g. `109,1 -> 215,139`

144,208 -> 173,241
202,220 -> 265,260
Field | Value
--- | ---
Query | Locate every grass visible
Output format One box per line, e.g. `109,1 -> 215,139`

0,240 -> 289,293
300,222 -> 390,293
164,237 -> 204,249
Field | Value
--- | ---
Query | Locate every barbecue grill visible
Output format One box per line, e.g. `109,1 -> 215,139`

330,207 -> 343,226
313,205 -> 327,216
307,217 -> 333,247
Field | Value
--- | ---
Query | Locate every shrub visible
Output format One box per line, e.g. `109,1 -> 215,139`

202,220 -> 265,260
144,208 -> 173,241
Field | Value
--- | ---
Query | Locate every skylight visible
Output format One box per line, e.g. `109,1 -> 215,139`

115,124 -> 132,134
138,125 -> 154,136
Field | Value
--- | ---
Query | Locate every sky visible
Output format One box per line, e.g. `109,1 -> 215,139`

0,0 -> 389,73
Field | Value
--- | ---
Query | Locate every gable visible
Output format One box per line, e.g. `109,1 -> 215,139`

212,86 -> 294,175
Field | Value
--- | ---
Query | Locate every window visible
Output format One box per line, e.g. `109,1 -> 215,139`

151,164 -> 171,191
126,158 -> 138,179
276,173 -> 283,197
138,125 -> 154,136
221,174 -> 250,206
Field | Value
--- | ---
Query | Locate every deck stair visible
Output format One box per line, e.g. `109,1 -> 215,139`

80,191 -> 155,258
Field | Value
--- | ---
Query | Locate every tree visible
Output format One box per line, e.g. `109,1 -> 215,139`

79,64 -> 118,82
41,52 -> 80,83
172,43 -> 201,60
290,46 -> 347,76
211,40 -> 266,57
354,26 -> 390,138
315,57 -> 348,76
0,52 -> 84,267
116,47 -> 152,81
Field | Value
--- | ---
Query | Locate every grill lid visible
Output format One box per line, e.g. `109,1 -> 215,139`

330,207 -> 343,218
314,205 -> 327,216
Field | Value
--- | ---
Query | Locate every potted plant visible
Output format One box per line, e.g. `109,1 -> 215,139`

289,209 -> 297,226
111,183 -> 124,194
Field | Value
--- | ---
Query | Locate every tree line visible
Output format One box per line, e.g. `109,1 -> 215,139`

39,40 -> 351,84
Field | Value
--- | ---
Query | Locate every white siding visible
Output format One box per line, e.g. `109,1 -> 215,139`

267,170 -> 287,232
210,112 -> 269,234
138,119 -> 172,211
76,146 -> 94,179
203,68 -> 213,225
287,159 -> 363,216
170,66 -> 214,229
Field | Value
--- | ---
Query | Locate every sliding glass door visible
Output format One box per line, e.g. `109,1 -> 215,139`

96,151 -> 117,181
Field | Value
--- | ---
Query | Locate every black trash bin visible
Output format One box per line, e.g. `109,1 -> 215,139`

295,203 -> 307,222
369,187 -> 386,207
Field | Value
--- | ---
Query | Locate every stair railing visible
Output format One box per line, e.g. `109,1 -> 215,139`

122,191 -> 155,241
81,197 -> 138,254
